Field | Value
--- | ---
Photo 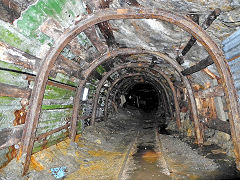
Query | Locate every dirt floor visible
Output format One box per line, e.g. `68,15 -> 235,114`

1,108 -> 240,179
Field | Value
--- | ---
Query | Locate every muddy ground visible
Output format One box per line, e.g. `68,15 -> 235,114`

1,107 -> 240,179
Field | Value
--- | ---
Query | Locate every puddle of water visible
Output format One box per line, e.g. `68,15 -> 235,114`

130,145 -> 171,180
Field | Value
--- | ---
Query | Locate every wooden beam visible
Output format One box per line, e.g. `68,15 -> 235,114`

51,55 -> 82,78
0,41 -> 81,78
0,41 -> 41,71
0,125 -> 23,150
0,82 -> 31,98
203,118 -> 231,135
26,76 -> 76,91
176,9 -> 221,64
202,68 -> 221,80
85,0 -> 117,48
182,56 -> 213,76
194,85 -> 224,98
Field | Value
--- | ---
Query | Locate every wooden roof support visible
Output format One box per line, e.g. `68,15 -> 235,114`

182,56 -> 214,76
0,82 -> 31,99
176,8 -> 221,64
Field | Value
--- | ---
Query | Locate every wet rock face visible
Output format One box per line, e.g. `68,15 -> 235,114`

111,0 -> 240,85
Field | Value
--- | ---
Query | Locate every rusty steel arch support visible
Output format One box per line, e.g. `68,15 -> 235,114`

72,49 -> 199,143
22,8 -> 240,174
107,74 -> 171,120
112,74 -> 173,121
108,75 -> 171,118
105,68 -> 181,128
111,76 -> 171,117
104,70 -> 180,128
107,71 -> 173,122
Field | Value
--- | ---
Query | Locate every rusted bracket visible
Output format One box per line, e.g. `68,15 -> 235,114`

22,7 -> 240,175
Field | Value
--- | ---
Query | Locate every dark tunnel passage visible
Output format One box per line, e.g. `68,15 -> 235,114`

125,83 -> 160,112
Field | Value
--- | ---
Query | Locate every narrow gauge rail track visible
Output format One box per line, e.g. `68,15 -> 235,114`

117,115 -> 171,180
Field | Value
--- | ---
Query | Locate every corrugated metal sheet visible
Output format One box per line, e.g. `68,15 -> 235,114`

223,28 -> 240,102
223,29 -> 240,60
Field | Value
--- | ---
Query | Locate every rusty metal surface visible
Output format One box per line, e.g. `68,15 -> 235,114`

22,7 -> 240,174
92,65 -> 175,125
111,77 -> 170,118
104,69 -> 173,122
72,49 -> 199,143
91,63 -> 149,125
104,69 -> 181,128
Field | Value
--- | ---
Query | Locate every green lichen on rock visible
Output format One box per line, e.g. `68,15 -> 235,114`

0,25 -> 22,46
16,0 -> 87,45
0,20 -> 41,56
41,104 -> 73,110
96,65 -> 106,75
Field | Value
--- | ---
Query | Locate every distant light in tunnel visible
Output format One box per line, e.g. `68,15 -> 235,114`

82,87 -> 89,101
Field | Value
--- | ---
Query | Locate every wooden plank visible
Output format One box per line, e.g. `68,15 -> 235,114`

182,56 -> 214,76
203,118 -> 231,135
83,26 -> 108,53
86,0 -> 117,48
0,82 -> 31,98
0,41 -> 41,71
51,55 -> 82,78
26,75 -> 76,91
176,9 -> 221,64
0,125 -> 24,149
0,41 -> 81,78
194,85 -> 224,98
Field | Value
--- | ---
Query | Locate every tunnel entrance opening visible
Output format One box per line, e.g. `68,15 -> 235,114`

125,83 -> 160,113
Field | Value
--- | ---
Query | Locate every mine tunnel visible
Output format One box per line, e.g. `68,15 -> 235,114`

1,0 -> 240,179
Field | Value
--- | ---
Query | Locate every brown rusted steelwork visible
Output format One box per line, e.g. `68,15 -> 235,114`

22,8 -> 240,174
195,85 -> 224,98
152,68 -> 181,128
104,70 -> 181,128
92,64 -> 176,125
109,71 -> 173,121
91,63 -> 149,125
72,49 -> 198,143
